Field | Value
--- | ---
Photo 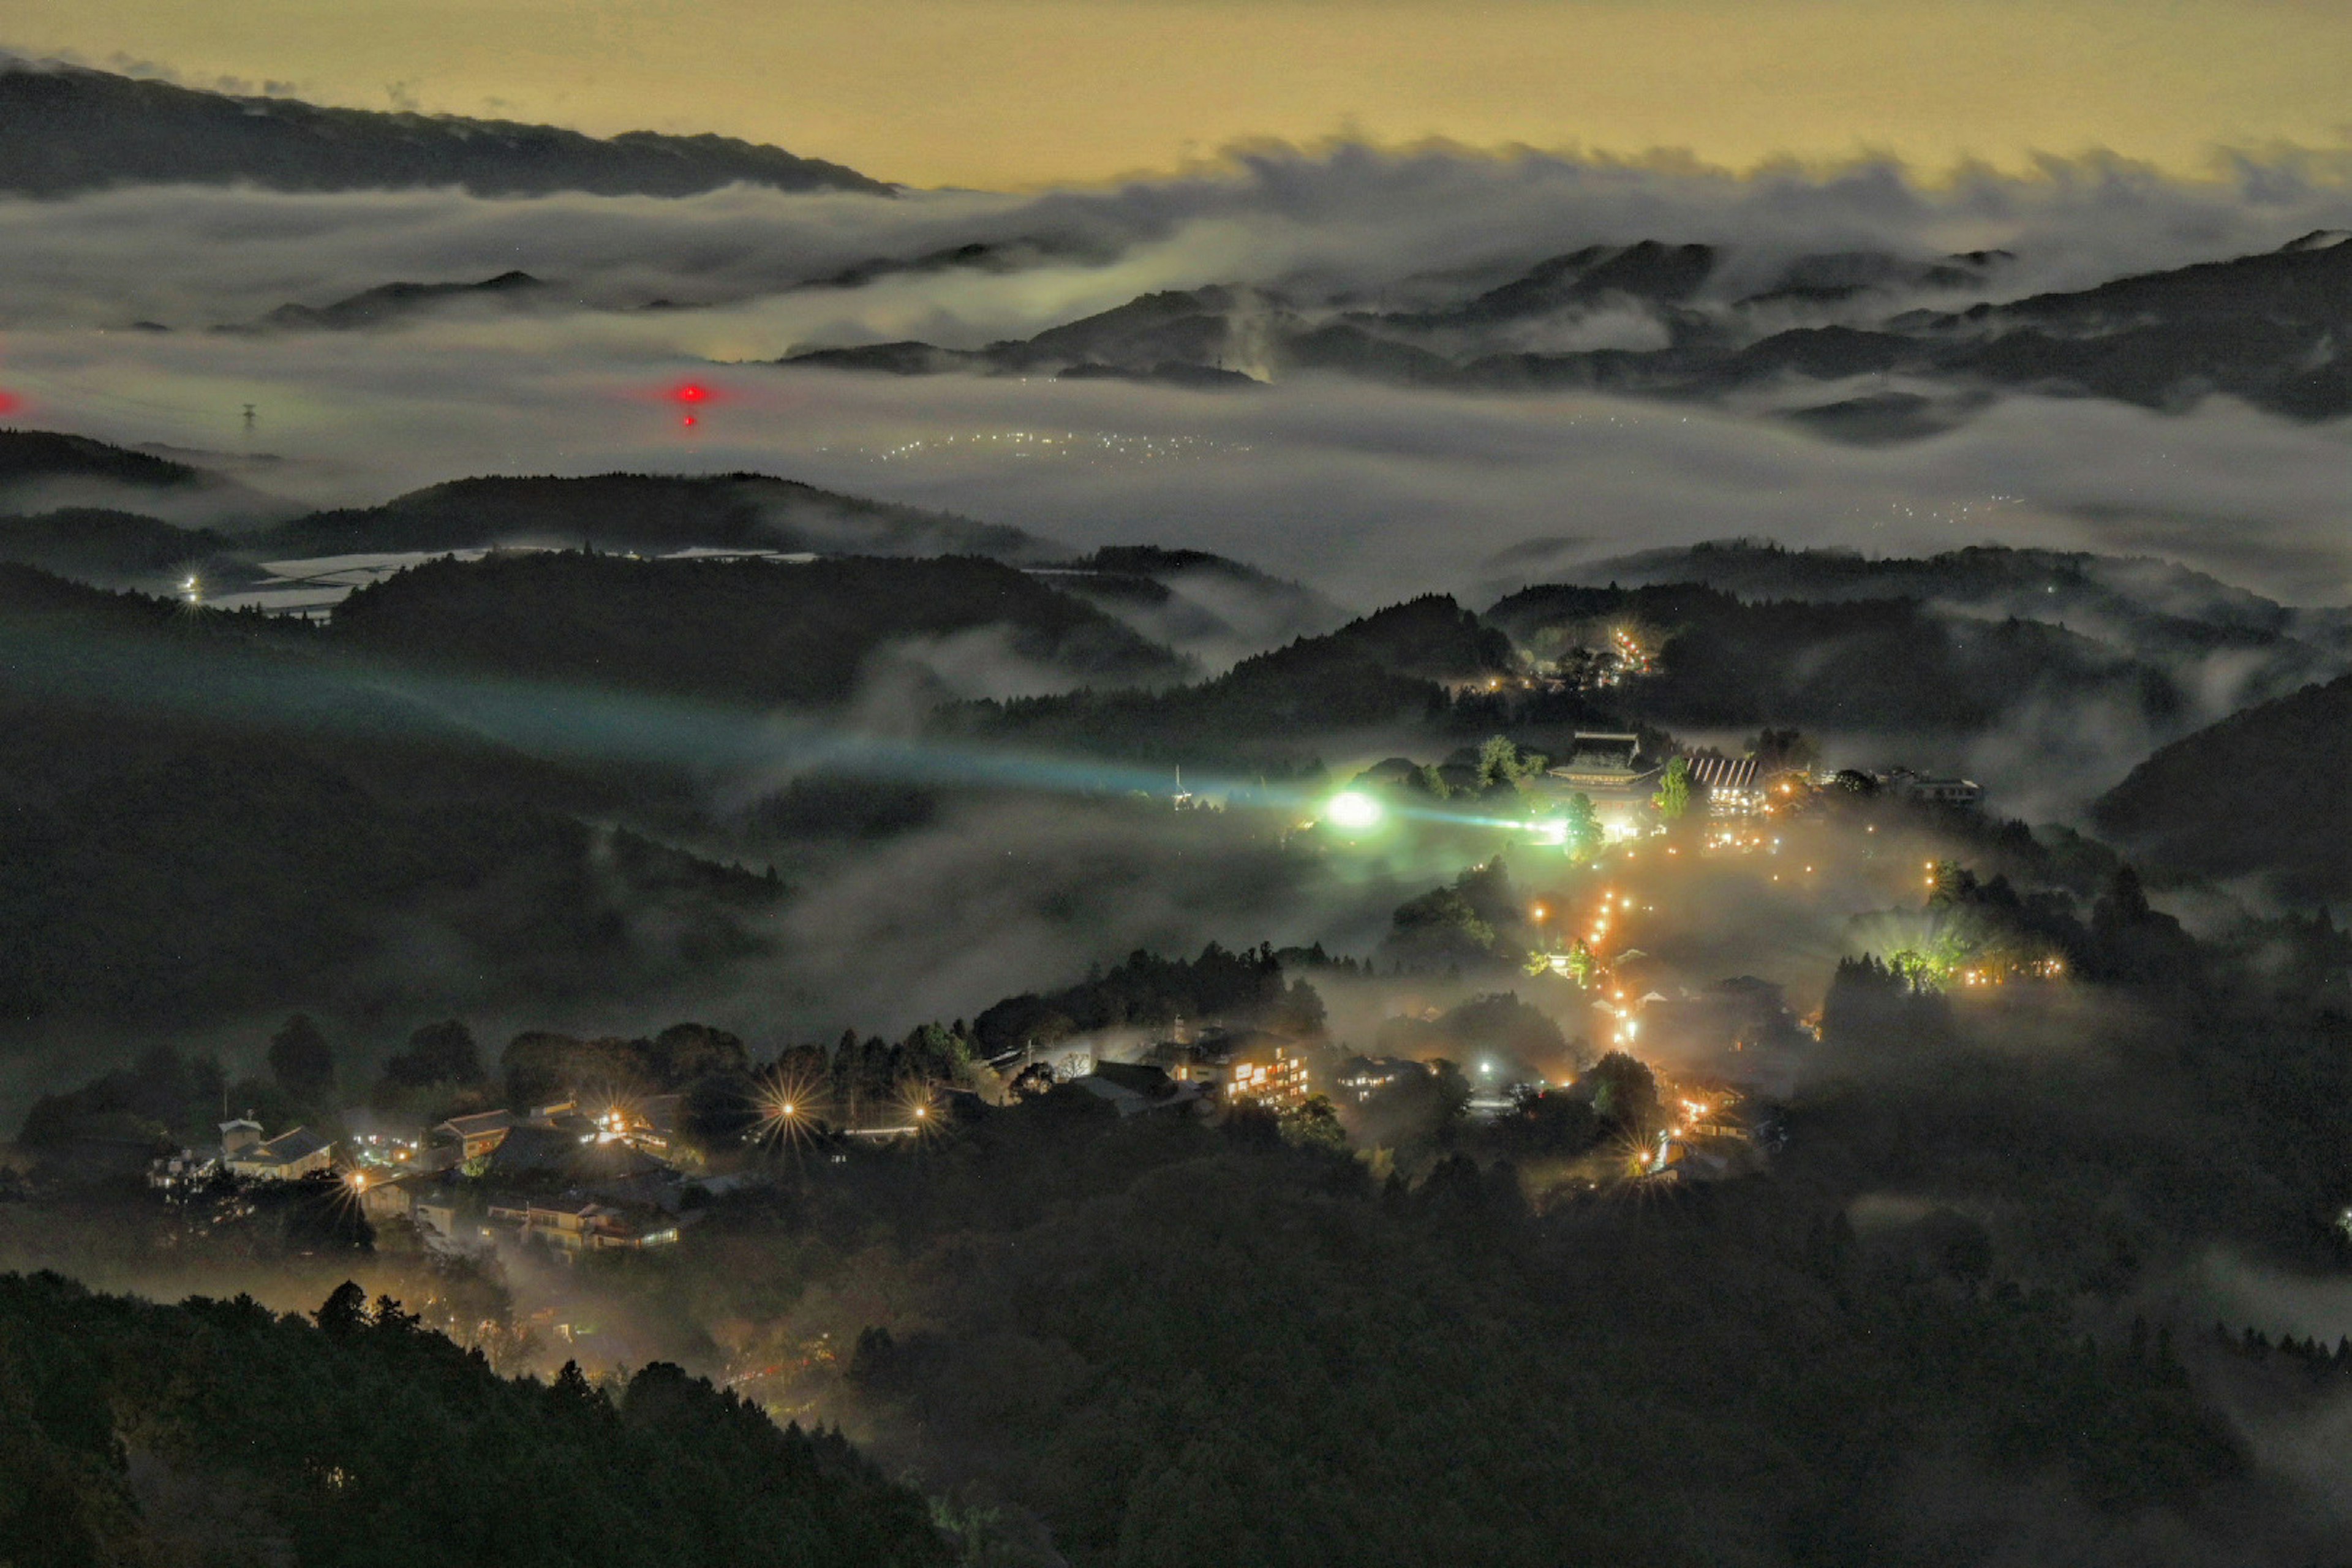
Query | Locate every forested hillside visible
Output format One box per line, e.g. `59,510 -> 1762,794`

979,595 -> 1512,759
333,550 -> 1190,704
260,473 -> 1055,562
0,1272 -> 944,1566
1490,582 -> 2184,734
2094,672 -> 2352,900
0,564 -> 776,1023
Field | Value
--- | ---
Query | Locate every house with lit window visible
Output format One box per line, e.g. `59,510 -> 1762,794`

522,1196 -> 686,1258
1898,773 -> 1983,809
524,1196 -> 613,1254
434,1110 -> 518,1164
1144,1031 -> 1314,1110
220,1120 -> 336,1182
1221,1043 -> 1313,1110
353,1166 -> 426,1222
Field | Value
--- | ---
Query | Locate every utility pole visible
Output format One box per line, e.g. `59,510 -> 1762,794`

241,404 -> 257,439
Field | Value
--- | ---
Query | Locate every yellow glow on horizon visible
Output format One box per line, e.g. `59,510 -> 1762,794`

9,0 -> 2350,189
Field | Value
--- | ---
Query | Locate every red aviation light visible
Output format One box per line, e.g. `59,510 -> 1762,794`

668,382 -> 717,429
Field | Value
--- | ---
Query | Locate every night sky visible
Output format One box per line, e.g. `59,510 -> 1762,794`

13,0 -> 2350,187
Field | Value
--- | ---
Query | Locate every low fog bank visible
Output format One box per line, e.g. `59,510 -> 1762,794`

17,142 -> 2352,332
2,138 -> 2351,619
12,322 -> 2352,615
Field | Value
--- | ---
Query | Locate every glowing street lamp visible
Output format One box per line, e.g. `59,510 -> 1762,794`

1324,791 -> 1385,832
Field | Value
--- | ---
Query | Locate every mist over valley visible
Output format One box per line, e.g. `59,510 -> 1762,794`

8,43 -> 2352,1568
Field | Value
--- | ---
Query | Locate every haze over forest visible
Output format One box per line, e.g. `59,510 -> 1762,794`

7,31 -> 2352,1568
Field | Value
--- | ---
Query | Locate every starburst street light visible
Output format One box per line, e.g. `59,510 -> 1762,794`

752,1067 -> 826,1148
1324,791 -> 1385,832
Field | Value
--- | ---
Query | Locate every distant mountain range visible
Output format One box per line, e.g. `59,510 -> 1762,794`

9,423 -> 2352,1027
235,270 -> 557,332
780,233 -> 2352,425
1568,539 -> 2352,671
258,471 -> 1061,561
0,429 -> 1341,671
0,56 -> 889,197
1032,546 -> 1349,673
0,427 -> 291,522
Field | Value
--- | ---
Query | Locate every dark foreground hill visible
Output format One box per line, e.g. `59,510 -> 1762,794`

0,564 -> 779,1024
0,56 -> 889,197
0,1272 -> 944,1566
0,544 -> 1209,1023
2093,672 -> 2352,901
0,507 -> 236,584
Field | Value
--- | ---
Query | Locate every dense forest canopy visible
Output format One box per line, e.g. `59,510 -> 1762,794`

0,1272 -> 945,1566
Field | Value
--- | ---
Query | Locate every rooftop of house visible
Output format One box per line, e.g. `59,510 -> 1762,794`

1088,1060 -> 1181,1099
239,1126 -> 332,1166
437,1110 -> 518,1138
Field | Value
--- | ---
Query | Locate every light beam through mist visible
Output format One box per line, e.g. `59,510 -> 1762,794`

5,610 -> 1540,837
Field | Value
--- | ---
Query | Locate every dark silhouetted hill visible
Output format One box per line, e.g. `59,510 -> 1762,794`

978,595 -> 1509,758
0,56 -> 889,196
0,428 -> 291,521
1489,580 -> 2188,735
1030,545 -> 1349,667
245,269 -> 554,331
2092,673 -> 2352,901
331,550 -> 1191,707
782,231 -> 2352,420
262,472 -> 1061,560
1569,539 -> 2351,675
0,563 -> 777,1023
0,507 -> 234,583
0,428 -> 206,491
0,1272 -> 945,1565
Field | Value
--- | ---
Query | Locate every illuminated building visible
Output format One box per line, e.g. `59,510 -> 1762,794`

219,1120 -> 336,1182
1539,733 -> 1662,833
355,1166 -> 435,1222
1333,1056 -> 1427,1103
1147,1031 -> 1313,1109
624,1094 -> 686,1156
1880,768 -> 1984,809
434,1110 -> 519,1163
1222,1044 -> 1312,1110
1683,753 -> 1762,816
519,1196 -> 685,1257
145,1148 -> 219,1194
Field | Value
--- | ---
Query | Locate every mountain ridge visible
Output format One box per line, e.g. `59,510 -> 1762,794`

778,232 -> 2352,423
0,55 -> 890,197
